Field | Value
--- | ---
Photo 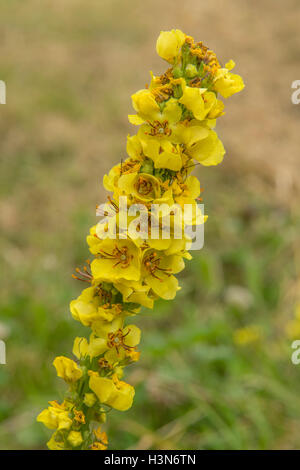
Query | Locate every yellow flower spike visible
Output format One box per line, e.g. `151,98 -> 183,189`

156,29 -> 186,63
53,356 -> 83,383
38,29 -> 244,450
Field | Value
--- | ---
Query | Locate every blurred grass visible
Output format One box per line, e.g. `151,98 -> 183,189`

1,0 -> 300,450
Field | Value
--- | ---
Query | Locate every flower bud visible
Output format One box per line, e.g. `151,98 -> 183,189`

67,431 -> 83,448
156,29 -> 185,63
185,64 -> 198,78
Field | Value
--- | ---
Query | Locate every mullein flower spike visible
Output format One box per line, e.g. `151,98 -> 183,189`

37,29 -> 244,450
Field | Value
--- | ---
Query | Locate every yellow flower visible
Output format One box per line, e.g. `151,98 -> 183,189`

130,89 -> 160,123
83,392 -> 97,407
118,172 -> 161,202
285,305 -> 300,339
70,287 -> 99,326
114,279 -> 154,309
141,249 -> 184,300
233,325 -> 261,346
67,430 -> 83,448
179,86 -> 208,120
172,119 -> 225,166
74,409 -> 85,424
174,119 -> 210,147
53,356 -> 83,383
37,401 -> 72,431
47,431 -> 65,450
80,316 -> 141,360
185,64 -> 198,78
187,130 -> 225,166
70,284 -> 124,327
156,29 -> 186,63
130,95 -> 182,126
214,61 -> 244,98
89,374 -> 135,411
179,86 -> 224,121
94,426 -> 108,449
133,98 -> 184,171
91,442 -> 107,450
91,238 -> 141,282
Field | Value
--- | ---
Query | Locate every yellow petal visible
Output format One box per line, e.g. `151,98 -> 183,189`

156,29 -> 185,63
67,431 -> 83,448
108,380 -> 135,411
89,375 -> 115,403
73,337 -> 88,359
131,89 -> 160,120
179,87 -> 207,120
128,114 -> 145,125
162,98 -> 182,123
123,324 -> 141,347
189,131 -> 225,166
53,356 -> 82,383
214,71 -> 244,98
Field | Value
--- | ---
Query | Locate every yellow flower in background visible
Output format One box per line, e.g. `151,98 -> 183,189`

233,325 -> 262,346
285,304 -> 300,339
53,356 -> 83,383
156,29 -> 186,63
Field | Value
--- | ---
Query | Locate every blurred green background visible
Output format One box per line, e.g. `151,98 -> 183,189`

1,0 -> 300,450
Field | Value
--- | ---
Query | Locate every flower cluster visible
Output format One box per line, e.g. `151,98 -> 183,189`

37,29 -> 244,450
